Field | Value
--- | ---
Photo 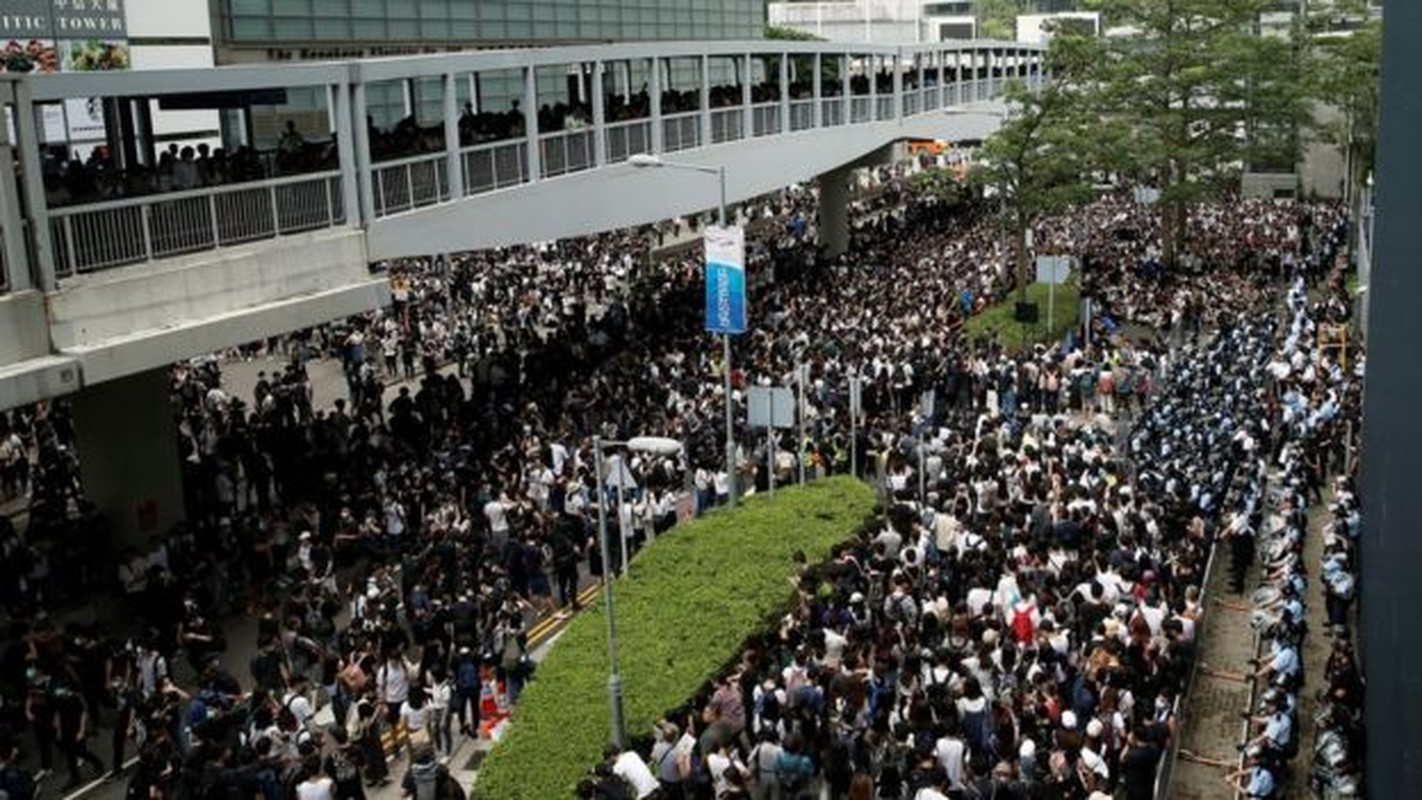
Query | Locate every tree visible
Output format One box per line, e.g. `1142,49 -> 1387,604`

977,0 -> 1021,41
1305,1 -> 1381,205
976,34 -> 1098,302
764,25 -> 825,42
1083,0 -> 1311,266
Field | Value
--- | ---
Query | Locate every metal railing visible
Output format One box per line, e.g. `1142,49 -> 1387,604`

850,96 -> 872,124
751,102 -> 782,137
709,108 -> 743,144
875,95 -> 896,121
789,99 -> 816,131
662,112 -> 702,153
1153,532 -> 1222,800
539,129 -> 596,178
48,171 -> 344,277
372,152 -> 449,217
605,119 -> 652,164
462,140 -> 529,195
2,41 -> 1043,287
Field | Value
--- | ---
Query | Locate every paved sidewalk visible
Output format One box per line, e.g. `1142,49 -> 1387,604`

1168,522 -> 1263,800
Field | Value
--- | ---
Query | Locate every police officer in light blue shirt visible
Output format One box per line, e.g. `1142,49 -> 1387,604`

1246,765 -> 1276,798
1227,762 -> 1277,798
1243,691 -> 1294,757
1252,638 -> 1300,688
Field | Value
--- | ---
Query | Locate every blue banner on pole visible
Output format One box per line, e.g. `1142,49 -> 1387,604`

704,225 -> 746,334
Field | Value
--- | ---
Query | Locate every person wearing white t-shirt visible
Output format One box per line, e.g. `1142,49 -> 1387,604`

604,745 -> 660,799
966,585 -> 995,618
294,768 -> 335,800
713,470 -> 730,505
913,776 -> 951,800
426,671 -> 452,758
377,654 -> 415,724
484,492 -> 513,548
282,683 -> 315,729
706,740 -> 748,799
934,730 -> 967,789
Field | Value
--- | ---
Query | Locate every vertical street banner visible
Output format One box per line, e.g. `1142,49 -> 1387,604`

704,224 -> 747,335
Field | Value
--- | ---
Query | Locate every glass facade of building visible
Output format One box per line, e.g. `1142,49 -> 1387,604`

217,0 -> 766,46
212,1 -> 767,152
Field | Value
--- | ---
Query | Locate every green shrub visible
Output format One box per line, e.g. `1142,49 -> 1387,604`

473,476 -> 877,800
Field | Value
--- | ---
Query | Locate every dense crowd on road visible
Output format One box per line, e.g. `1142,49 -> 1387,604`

589,257 -> 1360,800
0,154 -> 1356,800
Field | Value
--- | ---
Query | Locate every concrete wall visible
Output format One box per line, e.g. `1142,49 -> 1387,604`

0,290 -> 52,366
46,228 -> 389,384
49,229 -> 370,350
366,103 -> 1008,259
1241,172 -> 1298,199
0,291 -> 81,410
819,164 -> 854,258
1301,101 -> 1349,200
126,0 -> 221,152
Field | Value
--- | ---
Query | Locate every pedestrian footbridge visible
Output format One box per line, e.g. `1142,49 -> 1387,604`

0,39 -> 1037,409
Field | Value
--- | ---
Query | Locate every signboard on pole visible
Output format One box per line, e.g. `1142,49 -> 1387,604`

704,225 -> 747,335
601,454 -> 638,491
920,389 -> 936,420
849,377 -> 863,421
747,386 -> 795,429
1035,255 -> 1073,285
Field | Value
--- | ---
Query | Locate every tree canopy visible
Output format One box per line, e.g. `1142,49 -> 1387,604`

975,33 -> 1099,299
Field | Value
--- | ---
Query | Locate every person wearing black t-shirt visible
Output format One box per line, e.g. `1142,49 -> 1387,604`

54,685 -> 105,789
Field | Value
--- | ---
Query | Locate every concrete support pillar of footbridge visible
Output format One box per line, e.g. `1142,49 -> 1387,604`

72,368 -> 185,553
818,163 -> 853,260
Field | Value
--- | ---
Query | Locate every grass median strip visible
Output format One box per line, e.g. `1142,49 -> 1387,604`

473,476 -> 877,800
964,281 -> 1081,350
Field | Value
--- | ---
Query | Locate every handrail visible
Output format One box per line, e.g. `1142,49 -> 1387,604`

47,170 -> 343,219
50,171 -> 344,277
458,137 -> 524,156
538,128 -> 595,141
13,39 -> 1042,282
603,116 -> 652,131
371,150 -> 449,169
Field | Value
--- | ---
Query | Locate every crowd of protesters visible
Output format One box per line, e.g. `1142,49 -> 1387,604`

584,242 -> 1361,800
0,153 -> 1357,800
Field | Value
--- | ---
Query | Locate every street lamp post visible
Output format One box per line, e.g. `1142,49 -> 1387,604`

628,153 -> 736,509
592,434 -> 683,748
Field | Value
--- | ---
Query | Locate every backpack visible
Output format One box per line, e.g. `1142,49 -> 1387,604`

330,749 -> 360,784
1010,606 -> 1035,645
0,765 -> 35,800
456,658 -> 480,692
775,751 -> 814,792
961,705 -> 995,760
684,751 -> 714,800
